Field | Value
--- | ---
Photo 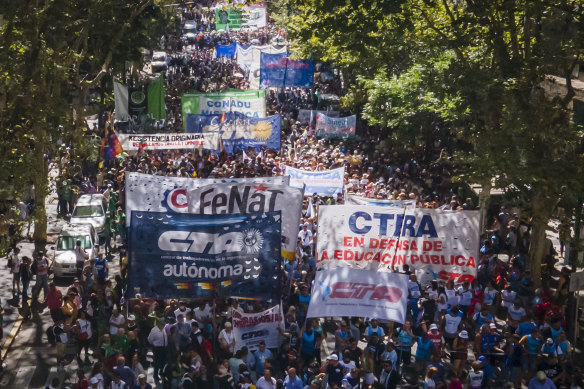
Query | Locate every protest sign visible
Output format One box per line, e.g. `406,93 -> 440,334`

182,90 -> 266,129
316,205 -> 480,285
284,166 -> 344,196
186,113 -> 281,152
315,113 -> 356,138
307,268 -> 408,324
187,183 -> 303,259
215,5 -> 267,31
296,109 -> 338,124
232,305 -> 284,351
217,43 -> 237,58
124,172 -> 289,227
260,52 -> 314,88
346,195 -> 416,209
128,211 -> 281,300
118,133 -> 219,151
236,45 -> 287,88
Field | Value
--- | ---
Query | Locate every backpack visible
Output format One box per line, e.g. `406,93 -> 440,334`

46,325 -> 57,347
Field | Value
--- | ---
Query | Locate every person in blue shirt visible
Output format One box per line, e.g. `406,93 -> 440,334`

254,340 -> 273,377
516,314 -> 538,337
528,371 -> 557,389
94,253 -> 108,286
414,331 -> 435,373
283,367 -> 303,389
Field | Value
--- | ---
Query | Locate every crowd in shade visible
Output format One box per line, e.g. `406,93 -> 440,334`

11,2 -> 580,389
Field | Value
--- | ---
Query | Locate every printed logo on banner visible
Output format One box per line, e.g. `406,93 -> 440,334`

128,211 -> 282,300
317,281 -> 403,303
316,205 -> 480,286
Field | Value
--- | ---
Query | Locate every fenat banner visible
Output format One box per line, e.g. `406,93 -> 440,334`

260,52 -> 314,89
186,113 -> 281,152
284,166 -> 344,197
128,211 -> 282,300
346,195 -> 416,209
118,133 -> 219,151
232,305 -> 284,351
316,205 -> 480,286
187,183 -> 303,260
236,45 -> 287,88
315,113 -> 356,138
217,43 -> 237,58
124,172 -> 289,227
306,268 -> 408,324
182,90 -> 266,130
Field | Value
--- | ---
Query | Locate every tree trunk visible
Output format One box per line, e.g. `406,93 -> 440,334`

478,179 -> 491,234
32,139 -> 49,252
528,217 -> 547,289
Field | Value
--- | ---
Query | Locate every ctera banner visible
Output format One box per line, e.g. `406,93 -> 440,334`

315,113 -> 356,138
316,205 -> 480,286
128,211 -> 282,300
124,172 -> 289,227
187,183 -> 303,260
117,133 -> 219,151
307,268 -> 408,324
232,305 -> 284,351
284,166 -> 345,197
182,90 -> 266,130
260,52 -> 314,88
186,113 -> 281,152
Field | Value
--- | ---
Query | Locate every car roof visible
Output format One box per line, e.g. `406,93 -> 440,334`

75,194 -> 104,206
59,223 -> 95,236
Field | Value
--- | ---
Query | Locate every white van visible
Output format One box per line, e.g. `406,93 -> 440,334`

52,223 -> 98,278
70,194 -> 108,236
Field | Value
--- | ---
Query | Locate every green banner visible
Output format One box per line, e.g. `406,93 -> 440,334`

215,7 -> 244,30
147,76 -> 166,120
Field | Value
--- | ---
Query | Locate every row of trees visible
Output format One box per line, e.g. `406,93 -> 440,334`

275,0 -> 584,285
0,0 -> 176,250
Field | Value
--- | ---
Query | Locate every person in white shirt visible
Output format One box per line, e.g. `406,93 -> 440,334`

109,308 -> 126,336
218,322 -> 236,357
148,320 -> 167,380
193,302 -> 213,326
74,240 -> 89,279
298,224 -> 313,249
174,301 -> 191,320
256,369 -> 277,389
9,247 -> 22,294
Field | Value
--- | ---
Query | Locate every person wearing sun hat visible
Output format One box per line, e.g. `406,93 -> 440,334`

528,371 -> 557,389
451,330 -> 469,378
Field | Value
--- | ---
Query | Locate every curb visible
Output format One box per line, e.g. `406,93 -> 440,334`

0,303 -> 25,361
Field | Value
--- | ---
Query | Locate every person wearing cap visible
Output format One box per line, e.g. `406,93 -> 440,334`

321,353 -> 343,388
110,371 -> 129,389
541,338 -> 562,357
218,321 -> 236,358
468,361 -> 484,389
427,323 -> 444,358
133,373 -> 152,389
528,371 -> 557,389
451,330 -> 469,378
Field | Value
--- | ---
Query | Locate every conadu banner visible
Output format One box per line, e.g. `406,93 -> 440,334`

316,205 -> 480,285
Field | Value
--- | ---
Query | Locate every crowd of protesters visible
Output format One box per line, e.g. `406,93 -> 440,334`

3,2 -> 582,389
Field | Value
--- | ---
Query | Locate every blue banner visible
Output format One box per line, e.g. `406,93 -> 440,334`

128,211 -> 282,300
186,113 -> 281,152
260,52 -> 314,88
217,43 -> 237,58
285,166 -> 345,197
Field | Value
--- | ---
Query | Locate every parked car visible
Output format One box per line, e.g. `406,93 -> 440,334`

70,194 -> 108,237
52,223 -> 98,278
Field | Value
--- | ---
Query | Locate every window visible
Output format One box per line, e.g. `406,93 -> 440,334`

72,205 -> 104,217
57,235 -> 92,250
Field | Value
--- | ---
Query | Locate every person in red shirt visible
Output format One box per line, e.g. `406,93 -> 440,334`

47,282 -> 63,323
427,323 -> 444,358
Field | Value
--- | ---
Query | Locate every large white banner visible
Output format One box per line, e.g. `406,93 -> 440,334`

232,305 -> 284,351
346,195 -> 416,209
285,166 -> 345,196
187,183 -> 303,259
307,268 -> 408,324
236,45 -> 287,89
125,172 -> 289,227
315,114 -> 356,138
118,133 -> 219,151
316,205 -> 480,285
